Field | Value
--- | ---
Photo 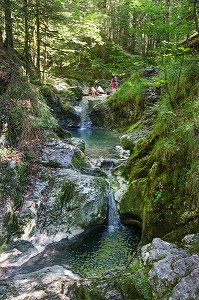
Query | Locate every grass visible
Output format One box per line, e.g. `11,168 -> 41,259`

108,71 -> 148,110
190,239 -> 199,255
149,56 -> 199,203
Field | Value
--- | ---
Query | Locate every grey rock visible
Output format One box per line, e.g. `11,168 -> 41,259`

140,238 -> 199,299
170,268 -> 199,300
0,265 -> 80,300
182,234 -> 199,246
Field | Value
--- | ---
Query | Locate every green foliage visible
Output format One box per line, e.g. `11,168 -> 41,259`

130,261 -> 152,300
4,212 -> 24,242
0,65 -> 57,146
108,71 -> 148,111
189,239 -> 199,255
72,150 -> 87,170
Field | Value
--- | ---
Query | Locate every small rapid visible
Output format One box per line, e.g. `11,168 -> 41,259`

107,187 -> 121,231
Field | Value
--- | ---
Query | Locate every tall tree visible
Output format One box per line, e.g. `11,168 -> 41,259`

4,0 -> 13,48
23,0 -> 30,74
35,0 -> 41,77
193,0 -> 199,33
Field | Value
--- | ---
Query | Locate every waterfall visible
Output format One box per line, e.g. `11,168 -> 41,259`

79,98 -> 92,129
107,187 -> 121,231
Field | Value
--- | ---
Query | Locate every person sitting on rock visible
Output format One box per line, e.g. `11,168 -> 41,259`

96,85 -> 104,94
94,80 -> 100,89
91,86 -> 99,96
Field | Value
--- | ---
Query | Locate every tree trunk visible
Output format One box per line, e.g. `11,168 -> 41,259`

0,27 -> 3,45
4,0 -> 13,48
24,0 -> 30,75
42,24 -> 48,81
36,0 -> 41,78
165,0 -> 171,42
193,0 -> 199,33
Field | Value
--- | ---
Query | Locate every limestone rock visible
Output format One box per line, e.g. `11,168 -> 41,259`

0,265 -> 80,300
0,136 -> 108,268
140,238 -> 199,299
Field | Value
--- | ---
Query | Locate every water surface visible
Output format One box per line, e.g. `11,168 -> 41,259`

18,225 -> 141,278
70,128 -> 120,158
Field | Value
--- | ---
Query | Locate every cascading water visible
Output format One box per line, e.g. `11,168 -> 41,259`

6,122 -> 142,280
79,98 -> 92,129
107,186 -> 121,231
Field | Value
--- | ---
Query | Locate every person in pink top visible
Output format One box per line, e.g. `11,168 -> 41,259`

111,75 -> 119,93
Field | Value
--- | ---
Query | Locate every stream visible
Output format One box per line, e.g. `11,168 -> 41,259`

16,97 -> 141,278
70,128 -> 119,159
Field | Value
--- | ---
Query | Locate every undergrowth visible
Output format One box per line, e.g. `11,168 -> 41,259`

108,71 -> 148,110
0,63 -> 57,153
151,56 -> 199,202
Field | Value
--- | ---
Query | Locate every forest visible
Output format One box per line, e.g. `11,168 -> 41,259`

1,0 -> 199,82
0,1 -> 199,299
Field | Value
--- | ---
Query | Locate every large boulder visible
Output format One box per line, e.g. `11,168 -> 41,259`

140,238 -> 199,299
0,136 -> 109,268
89,98 -> 114,128
0,265 -> 80,300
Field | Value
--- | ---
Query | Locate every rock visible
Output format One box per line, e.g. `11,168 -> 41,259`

115,145 -> 130,159
96,159 -> 115,170
71,137 -> 85,152
120,130 -> 150,151
0,136 -> 109,268
89,98 -> 114,127
182,234 -> 199,246
67,270 -> 142,300
0,265 -> 80,300
142,66 -> 158,78
57,103 -> 81,128
140,238 -> 199,299
40,138 -> 74,167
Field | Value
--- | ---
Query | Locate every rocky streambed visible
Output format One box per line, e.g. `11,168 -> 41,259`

0,236 -> 198,300
0,89 -> 199,299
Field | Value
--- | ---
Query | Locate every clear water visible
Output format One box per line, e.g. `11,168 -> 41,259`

18,225 -> 141,278
14,129 -> 141,279
70,128 -> 120,158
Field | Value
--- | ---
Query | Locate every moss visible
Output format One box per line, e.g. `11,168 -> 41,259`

0,162 -> 28,209
72,150 -> 87,170
41,160 -> 62,168
4,212 -> 24,242
39,170 -> 52,182
56,180 -> 77,206
121,137 -> 155,180
129,155 -> 153,181
189,238 -> 199,255
53,125 -> 72,138
70,268 -> 147,300
120,178 -> 146,218
130,261 -> 152,300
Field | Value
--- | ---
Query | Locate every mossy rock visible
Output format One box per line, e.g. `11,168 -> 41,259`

89,99 -> 114,128
4,212 -> 24,242
68,268 -> 149,300
120,178 -> 146,219
53,125 -> 72,138
72,149 -> 88,170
